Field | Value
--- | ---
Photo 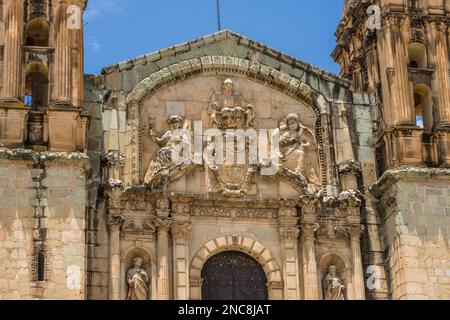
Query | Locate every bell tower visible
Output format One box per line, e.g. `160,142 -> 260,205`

334,1 -> 450,300
0,0 -> 88,151
333,0 -> 450,170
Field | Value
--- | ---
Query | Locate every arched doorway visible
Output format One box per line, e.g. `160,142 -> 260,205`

201,251 -> 268,300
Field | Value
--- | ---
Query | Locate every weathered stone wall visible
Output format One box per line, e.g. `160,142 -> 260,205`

0,151 -> 89,300
0,2 -> 4,99
372,169 -> 450,300
83,75 -> 110,300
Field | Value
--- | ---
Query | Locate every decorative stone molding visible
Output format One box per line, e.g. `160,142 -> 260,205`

337,160 -> 362,176
102,152 -> 125,168
190,235 -> 282,286
107,215 -> 125,232
191,206 -> 278,219
171,223 -> 192,240
154,217 -> 173,232
189,277 -> 204,288
300,223 -> 320,241
334,224 -> 365,240
299,194 -> 322,215
104,187 -> 124,210
126,56 -> 313,108
278,227 -> 300,242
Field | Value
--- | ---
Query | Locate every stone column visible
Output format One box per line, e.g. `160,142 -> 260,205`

278,206 -> 300,300
171,222 -> 191,300
51,1 -> 72,105
156,217 -> 172,300
300,223 -> 320,300
392,17 -> 414,125
107,215 -> 124,300
347,225 -> 366,300
1,0 -> 23,102
430,21 -> 450,127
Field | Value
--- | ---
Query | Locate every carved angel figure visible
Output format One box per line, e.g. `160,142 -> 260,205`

323,265 -> 345,300
144,115 -> 190,185
126,257 -> 150,300
279,113 -> 313,177
208,79 -> 255,129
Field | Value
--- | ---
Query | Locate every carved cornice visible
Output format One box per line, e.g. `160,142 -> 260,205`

370,167 -> 450,198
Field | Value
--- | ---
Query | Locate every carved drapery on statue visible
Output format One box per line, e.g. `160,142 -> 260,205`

126,257 -> 150,300
144,115 -> 191,188
323,265 -> 345,300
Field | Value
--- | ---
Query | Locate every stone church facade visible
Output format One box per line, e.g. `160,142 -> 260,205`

0,0 -> 448,300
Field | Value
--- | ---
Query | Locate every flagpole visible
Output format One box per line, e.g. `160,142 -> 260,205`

216,0 -> 221,31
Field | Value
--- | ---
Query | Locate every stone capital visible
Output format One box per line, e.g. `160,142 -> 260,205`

101,151 -> 125,168
171,222 -> 192,239
334,224 -> 365,240
300,223 -> 320,241
107,215 -> 124,232
347,224 -> 365,240
278,226 -> 300,242
299,195 -> 322,215
337,160 -> 361,177
155,217 -> 173,232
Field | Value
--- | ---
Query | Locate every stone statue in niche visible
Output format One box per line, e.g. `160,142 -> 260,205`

144,115 -> 191,187
277,113 -> 320,189
323,265 -> 345,300
279,113 -> 311,177
126,257 -> 150,300
208,79 -> 255,129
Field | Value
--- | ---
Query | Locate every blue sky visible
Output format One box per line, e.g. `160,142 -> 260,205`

84,0 -> 344,75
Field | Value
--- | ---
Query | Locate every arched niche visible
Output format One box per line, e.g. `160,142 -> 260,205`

414,84 -> 433,132
25,61 -> 49,109
120,245 -> 157,300
190,235 -> 283,300
318,252 -> 353,300
25,18 -> 50,47
408,42 -> 428,69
